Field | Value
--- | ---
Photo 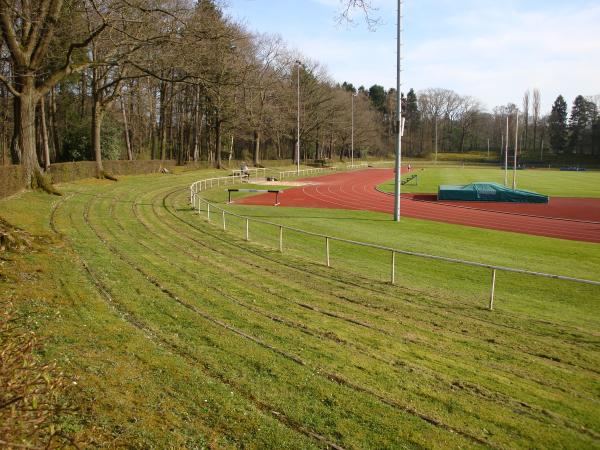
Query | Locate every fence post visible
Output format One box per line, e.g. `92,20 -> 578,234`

325,237 -> 330,267
198,198 -> 201,214
245,218 -> 249,241
207,203 -> 210,221
222,210 -> 226,230
391,251 -> 396,284
279,226 -> 283,253
489,269 -> 497,310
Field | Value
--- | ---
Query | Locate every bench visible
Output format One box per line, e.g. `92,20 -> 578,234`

227,189 -> 283,206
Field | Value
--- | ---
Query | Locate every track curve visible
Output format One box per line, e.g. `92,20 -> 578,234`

237,168 -> 600,243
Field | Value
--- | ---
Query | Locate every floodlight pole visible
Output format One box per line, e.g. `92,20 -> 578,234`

351,92 -> 357,166
393,0 -> 403,222
434,116 -> 438,164
513,113 -> 519,190
504,116 -> 509,186
296,60 -> 301,175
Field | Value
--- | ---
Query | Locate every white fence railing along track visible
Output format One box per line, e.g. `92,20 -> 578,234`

189,171 -> 600,311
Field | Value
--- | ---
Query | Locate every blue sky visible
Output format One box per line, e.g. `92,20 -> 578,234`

223,0 -> 600,113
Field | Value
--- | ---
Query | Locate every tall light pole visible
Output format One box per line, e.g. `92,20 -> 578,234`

504,116 -> 509,186
351,91 -> 358,166
393,0 -> 403,222
434,116 -> 438,164
296,60 -> 301,175
513,113 -> 519,190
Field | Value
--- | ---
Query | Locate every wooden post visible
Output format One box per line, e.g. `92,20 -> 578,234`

245,218 -> 249,241
391,251 -> 396,284
222,210 -> 226,230
279,226 -> 283,252
207,203 -> 210,221
489,269 -> 497,310
326,237 -> 330,267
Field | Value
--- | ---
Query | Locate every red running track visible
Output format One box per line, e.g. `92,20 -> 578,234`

236,169 -> 600,243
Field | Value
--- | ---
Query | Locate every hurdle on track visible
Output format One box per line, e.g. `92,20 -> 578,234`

228,189 -> 283,206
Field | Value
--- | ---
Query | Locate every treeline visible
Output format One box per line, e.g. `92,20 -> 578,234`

0,0 -> 386,189
1,1 -> 600,190
353,85 -> 600,162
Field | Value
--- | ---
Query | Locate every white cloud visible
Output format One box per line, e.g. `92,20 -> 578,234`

422,4 -> 598,109
318,2 -> 600,112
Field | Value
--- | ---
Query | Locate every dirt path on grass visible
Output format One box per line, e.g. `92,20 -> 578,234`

235,168 -> 600,243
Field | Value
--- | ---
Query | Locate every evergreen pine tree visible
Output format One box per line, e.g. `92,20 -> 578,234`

405,89 -> 419,154
548,95 -> 568,154
568,95 -> 598,154
405,89 -> 419,120
368,85 -> 386,112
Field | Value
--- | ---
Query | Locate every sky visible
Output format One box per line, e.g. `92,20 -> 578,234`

223,0 -> 600,113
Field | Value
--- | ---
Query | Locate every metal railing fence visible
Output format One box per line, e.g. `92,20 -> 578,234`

278,167 -> 338,179
189,173 -> 600,311
231,167 -> 268,178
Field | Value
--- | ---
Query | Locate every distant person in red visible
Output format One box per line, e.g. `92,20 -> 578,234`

407,163 -> 412,171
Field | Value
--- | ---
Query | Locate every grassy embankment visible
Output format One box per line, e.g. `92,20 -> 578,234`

0,167 -> 598,448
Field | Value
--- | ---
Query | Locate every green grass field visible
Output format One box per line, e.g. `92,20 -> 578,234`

378,167 -> 600,197
1,167 -> 599,448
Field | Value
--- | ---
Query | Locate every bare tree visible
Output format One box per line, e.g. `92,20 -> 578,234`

0,0 -> 181,189
522,89 -> 530,152
0,0 -> 102,191
241,33 -> 285,165
532,88 -> 541,156
456,96 -> 483,152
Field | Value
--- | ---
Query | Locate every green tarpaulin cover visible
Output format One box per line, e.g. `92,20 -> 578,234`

438,182 -> 549,203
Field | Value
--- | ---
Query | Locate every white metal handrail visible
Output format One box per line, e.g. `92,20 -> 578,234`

231,167 -> 267,178
278,167 -> 338,179
189,173 -> 600,310
347,163 -> 370,169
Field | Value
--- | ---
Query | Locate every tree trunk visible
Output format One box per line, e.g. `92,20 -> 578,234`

193,113 -> 202,162
253,129 -> 261,165
159,81 -> 167,160
80,71 -> 87,118
40,96 -> 51,170
91,97 -> 105,177
532,123 -> 537,158
215,116 -> 222,168
19,79 -> 39,181
10,94 -> 22,164
50,87 -> 60,160
193,88 -> 201,162
121,97 -> 133,160
460,126 -> 466,153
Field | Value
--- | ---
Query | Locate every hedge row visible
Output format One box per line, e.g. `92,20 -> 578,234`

48,160 -> 177,184
0,165 -> 26,200
0,160 -> 177,199
0,159 -> 295,200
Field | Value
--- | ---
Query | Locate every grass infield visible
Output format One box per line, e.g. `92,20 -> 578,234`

377,167 -> 600,197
